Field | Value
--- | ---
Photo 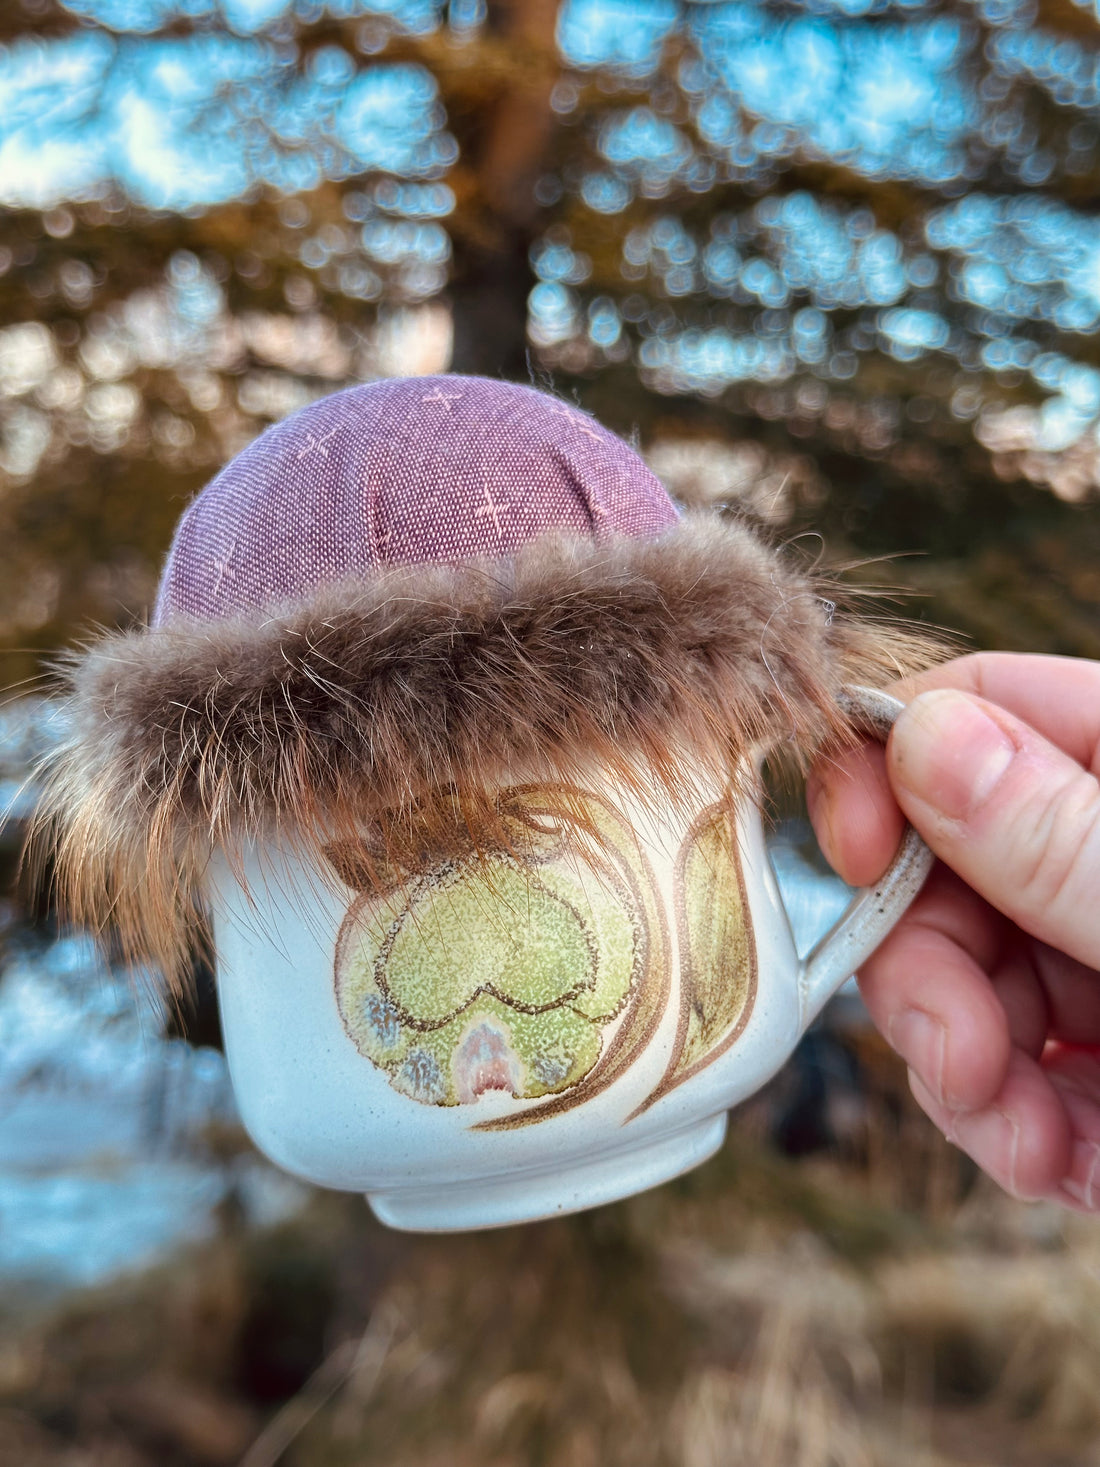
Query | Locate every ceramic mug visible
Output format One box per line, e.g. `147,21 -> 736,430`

206,685 -> 931,1232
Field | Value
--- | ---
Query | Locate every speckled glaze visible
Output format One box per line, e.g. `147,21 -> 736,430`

206,687 -> 931,1232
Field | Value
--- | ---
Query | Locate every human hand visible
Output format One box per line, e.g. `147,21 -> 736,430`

807,652 -> 1100,1212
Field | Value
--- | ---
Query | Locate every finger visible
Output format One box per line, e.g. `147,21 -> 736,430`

887,689 -> 1100,969
910,1048 -> 1072,1200
1030,944 -> 1100,1045
988,951 -> 1048,1059
887,652 -> 1100,772
806,739 -> 903,887
1044,1051 -> 1100,1210
857,868 -> 1010,1112
809,652 -> 1100,889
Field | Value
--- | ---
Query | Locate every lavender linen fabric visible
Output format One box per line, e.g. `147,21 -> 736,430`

154,376 -> 680,625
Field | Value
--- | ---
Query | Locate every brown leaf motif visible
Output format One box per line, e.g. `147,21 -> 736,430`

632,800 -> 757,1115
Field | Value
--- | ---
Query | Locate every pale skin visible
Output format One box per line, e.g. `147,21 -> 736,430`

807,652 -> 1100,1213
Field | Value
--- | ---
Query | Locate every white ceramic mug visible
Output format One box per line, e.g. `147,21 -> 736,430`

206,686 -> 931,1232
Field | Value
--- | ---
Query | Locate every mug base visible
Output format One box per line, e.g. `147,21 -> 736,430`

365,1112 -> 729,1232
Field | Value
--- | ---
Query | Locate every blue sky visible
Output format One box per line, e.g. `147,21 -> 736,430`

0,23 -> 453,208
0,0 -> 1069,206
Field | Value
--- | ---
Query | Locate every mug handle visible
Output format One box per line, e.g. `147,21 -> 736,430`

795,685 -> 935,1028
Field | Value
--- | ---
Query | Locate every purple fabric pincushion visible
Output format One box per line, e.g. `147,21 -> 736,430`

154,375 -> 680,625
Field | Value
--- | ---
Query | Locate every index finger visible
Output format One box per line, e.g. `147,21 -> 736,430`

890,653 -> 1100,772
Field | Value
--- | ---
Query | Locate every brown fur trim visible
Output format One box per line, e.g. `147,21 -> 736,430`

35,513 -> 943,997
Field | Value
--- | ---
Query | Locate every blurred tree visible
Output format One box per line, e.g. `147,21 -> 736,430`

4,0 -> 1100,681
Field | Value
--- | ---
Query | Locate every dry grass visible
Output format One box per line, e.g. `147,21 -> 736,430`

1,1037 -> 1098,1467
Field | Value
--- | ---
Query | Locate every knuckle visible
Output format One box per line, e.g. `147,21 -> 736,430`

1010,772 -> 1100,921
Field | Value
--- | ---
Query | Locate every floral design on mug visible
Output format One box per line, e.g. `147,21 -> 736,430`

634,799 -> 757,1114
327,786 -> 669,1124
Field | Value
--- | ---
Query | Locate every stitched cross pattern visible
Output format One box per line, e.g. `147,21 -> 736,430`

420,387 -> 464,411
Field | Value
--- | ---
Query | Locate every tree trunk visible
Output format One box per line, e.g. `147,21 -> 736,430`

448,0 -> 561,378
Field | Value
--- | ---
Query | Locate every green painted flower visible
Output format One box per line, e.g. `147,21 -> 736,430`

331,789 -> 652,1109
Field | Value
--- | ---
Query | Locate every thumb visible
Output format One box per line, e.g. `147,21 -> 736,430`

888,688 -> 1100,969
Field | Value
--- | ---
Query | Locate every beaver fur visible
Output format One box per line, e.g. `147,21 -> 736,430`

36,512 -> 941,997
